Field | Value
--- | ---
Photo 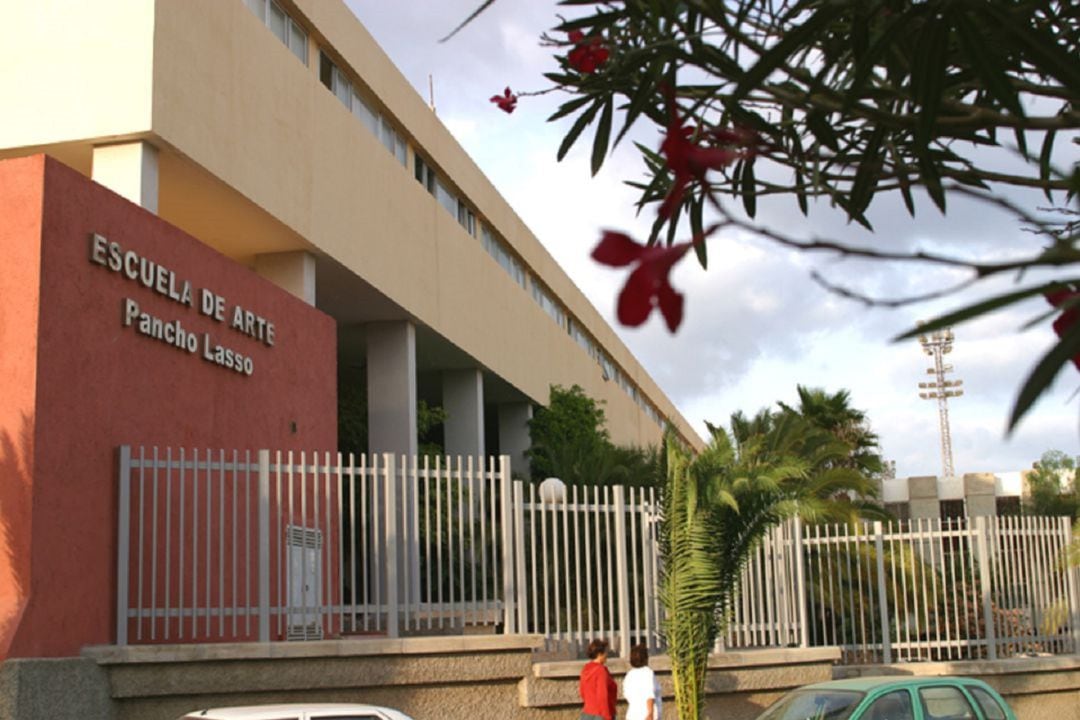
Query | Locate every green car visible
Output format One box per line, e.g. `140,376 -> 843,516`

755,676 -> 1018,720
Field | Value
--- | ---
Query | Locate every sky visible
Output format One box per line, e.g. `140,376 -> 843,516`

344,1 -> 1078,478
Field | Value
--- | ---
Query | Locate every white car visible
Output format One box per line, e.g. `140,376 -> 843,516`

177,703 -> 415,720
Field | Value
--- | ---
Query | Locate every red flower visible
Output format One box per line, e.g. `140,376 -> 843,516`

659,114 -> 747,219
592,231 -> 692,332
567,30 -> 610,74
1046,287 -> 1080,371
490,87 -> 517,114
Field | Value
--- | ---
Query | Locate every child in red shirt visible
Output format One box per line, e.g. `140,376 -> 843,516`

579,638 -> 617,720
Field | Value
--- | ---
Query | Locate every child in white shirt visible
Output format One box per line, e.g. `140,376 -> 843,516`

622,644 -> 662,720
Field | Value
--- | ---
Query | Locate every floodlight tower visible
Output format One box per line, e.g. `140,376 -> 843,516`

917,327 -> 964,479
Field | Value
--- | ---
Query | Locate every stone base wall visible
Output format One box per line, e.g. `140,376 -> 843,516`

3,639 -> 1079,720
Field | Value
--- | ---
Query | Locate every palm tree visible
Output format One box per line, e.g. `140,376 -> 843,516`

660,411 -> 880,720
780,385 -> 885,479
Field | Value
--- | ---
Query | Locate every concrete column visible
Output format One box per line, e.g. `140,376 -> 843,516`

366,321 -> 417,457
91,141 -> 159,213
255,251 -> 317,306
498,402 -> 533,480
907,475 -> 940,521
442,369 -> 485,458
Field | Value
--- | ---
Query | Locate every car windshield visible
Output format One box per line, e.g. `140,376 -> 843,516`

757,689 -> 866,720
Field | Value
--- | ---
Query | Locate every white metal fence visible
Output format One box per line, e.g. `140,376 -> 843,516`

515,483 -> 663,655
116,446 -> 1080,665
115,447 -> 514,645
801,516 -> 1080,663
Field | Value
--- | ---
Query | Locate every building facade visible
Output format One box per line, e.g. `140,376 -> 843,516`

0,0 -> 705,664
0,0 -> 702,462
880,472 -> 1030,520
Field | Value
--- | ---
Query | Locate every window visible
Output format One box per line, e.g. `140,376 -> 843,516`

481,226 -> 526,287
885,502 -> 910,522
245,0 -> 307,65
995,496 -> 1021,517
415,156 -> 435,192
940,499 -> 966,520
414,157 -> 475,234
863,691 -> 915,720
966,687 -> 1007,720
457,201 -> 476,236
434,177 -> 457,216
531,281 -> 567,328
918,686 -> 976,720
757,689 -> 864,720
320,52 -> 407,167
569,320 -> 598,359
599,353 -> 615,381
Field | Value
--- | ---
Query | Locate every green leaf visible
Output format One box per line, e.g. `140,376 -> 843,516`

850,126 -> 885,216
557,99 -> 601,162
690,195 -> 707,269
591,98 -> 614,176
912,11 -> 950,150
1008,319 -> 1080,433
741,159 -> 757,218
547,94 -> 594,123
733,4 -> 846,102
1039,128 -> 1057,203
981,3 -> 1080,93
438,0 -> 498,42
795,165 -> 809,216
845,12 -> 915,109
889,143 -> 917,217
953,10 -> 1024,118
615,59 -> 664,147
918,149 -> 947,214
805,111 -> 840,152
893,280 -> 1080,341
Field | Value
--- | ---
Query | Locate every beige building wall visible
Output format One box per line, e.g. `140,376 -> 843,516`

0,0 -> 701,451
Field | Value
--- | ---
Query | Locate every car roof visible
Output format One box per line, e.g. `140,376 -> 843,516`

180,703 -> 405,720
798,676 -> 994,694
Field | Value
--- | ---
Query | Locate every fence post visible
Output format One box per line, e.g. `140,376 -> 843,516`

116,446 -> 132,646
974,516 -> 997,660
874,521 -> 892,664
514,480 -> 528,634
383,453 -> 399,638
613,485 -> 632,657
1063,517 -> 1080,654
793,516 -> 809,648
499,455 -> 516,633
257,450 -> 271,643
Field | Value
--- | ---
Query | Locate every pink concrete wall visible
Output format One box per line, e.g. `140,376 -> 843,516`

0,156 -> 45,660
0,156 -> 338,658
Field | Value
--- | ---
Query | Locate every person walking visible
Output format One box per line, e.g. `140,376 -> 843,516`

580,638 -> 617,720
623,644 -> 662,720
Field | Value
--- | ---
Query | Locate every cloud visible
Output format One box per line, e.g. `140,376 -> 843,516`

344,2 -> 1078,478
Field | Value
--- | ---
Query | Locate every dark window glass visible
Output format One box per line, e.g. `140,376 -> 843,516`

863,691 -> 914,720
995,496 -> 1021,517
919,686 -> 977,720
967,687 -> 1007,720
757,690 -> 864,720
940,500 -> 966,520
319,52 -> 333,89
885,502 -> 910,522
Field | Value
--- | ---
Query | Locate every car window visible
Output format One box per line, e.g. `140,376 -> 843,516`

862,691 -> 914,720
758,689 -> 865,720
919,686 -> 977,720
966,687 -> 1007,720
